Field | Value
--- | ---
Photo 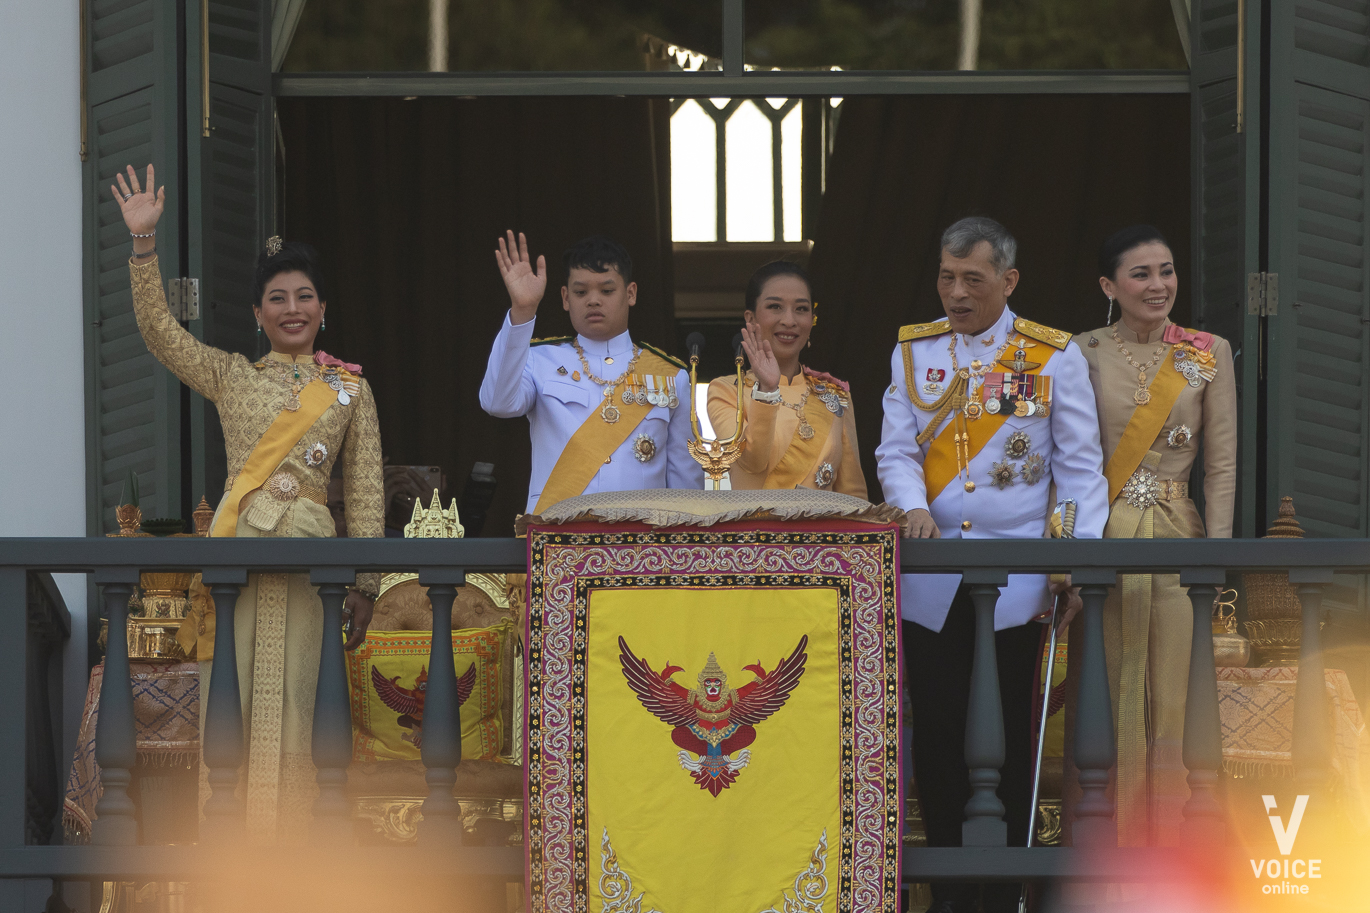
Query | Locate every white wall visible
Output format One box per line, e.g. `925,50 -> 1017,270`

0,0 -> 90,872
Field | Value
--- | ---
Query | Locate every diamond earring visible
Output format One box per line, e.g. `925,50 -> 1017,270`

1106,296 -> 1114,326
321,315 -> 327,331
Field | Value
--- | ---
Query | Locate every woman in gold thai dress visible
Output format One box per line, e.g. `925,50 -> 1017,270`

1066,225 -> 1237,846
112,165 -> 384,844
706,262 -> 867,497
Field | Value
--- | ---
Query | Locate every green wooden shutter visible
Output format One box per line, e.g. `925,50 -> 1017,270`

83,0 -> 186,533
189,0 -> 275,500
1190,0 -> 1263,534
1265,0 -> 1370,540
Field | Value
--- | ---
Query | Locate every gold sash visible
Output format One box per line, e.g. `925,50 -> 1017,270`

922,341 -> 1054,503
211,378 -> 335,537
1103,349 -> 1187,503
533,349 -> 679,514
764,386 -> 838,489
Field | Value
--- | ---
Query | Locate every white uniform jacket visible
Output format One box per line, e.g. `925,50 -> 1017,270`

479,312 -> 703,512
876,307 -> 1109,632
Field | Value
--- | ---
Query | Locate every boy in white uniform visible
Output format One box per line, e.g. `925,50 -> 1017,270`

480,232 -> 701,513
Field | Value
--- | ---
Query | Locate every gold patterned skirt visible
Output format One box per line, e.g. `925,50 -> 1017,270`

1064,497 -> 1202,848
192,492 -> 332,845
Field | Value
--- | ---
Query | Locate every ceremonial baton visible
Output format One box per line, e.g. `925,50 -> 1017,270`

1029,499 -> 1076,847
1019,499 -> 1076,913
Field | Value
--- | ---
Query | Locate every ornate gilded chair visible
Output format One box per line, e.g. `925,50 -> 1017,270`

346,495 -> 524,845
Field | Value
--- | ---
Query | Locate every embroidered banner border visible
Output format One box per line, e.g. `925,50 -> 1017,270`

525,524 -> 902,913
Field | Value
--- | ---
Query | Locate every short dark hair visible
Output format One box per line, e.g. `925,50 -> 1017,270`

563,235 -> 633,283
1099,225 -> 1170,280
941,217 -> 1017,273
745,261 -> 813,312
253,240 -> 327,305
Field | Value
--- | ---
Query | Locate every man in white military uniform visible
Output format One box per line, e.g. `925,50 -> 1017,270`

481,231 -> 701,514
877,217 -> 1107,913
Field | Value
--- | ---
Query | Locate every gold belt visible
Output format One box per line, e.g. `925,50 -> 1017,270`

225,472 -> 327,506
1120,468 -> 1188,510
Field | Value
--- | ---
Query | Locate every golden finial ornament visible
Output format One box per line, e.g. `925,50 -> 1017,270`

403,490 -> 465,539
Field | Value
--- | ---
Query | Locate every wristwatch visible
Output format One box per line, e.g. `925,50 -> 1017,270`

751,383 -> 782,404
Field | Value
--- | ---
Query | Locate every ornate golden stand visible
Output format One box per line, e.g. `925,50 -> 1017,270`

686,349 -> 747,489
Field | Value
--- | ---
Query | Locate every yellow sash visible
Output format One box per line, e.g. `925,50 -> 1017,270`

923,341 -> 1054,503
210,379 -> 336,537
1103,349 -> 1187,503
534,350 -> 680,514
764,385 -> 838,489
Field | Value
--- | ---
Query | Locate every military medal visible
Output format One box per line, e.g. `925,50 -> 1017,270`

1167,424 -> 1193,448
1134,387 -> 1151,406
965,400 -> 984,420
1021,452 -> 1046,485
304,442 -> 328,468
814,462 -> 834,488
557,366 -> 568,375
666,377 -> 680,409
601,388 -> 621,424
573,341 -> 643,424
632,433 -> 656,463
1005,430 -> 1031,459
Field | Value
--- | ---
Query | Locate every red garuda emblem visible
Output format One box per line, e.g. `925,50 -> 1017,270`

618,635 -> 808,796
370,663 -> 477,749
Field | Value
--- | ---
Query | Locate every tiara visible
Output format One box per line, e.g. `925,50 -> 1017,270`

265,236 -> 283,256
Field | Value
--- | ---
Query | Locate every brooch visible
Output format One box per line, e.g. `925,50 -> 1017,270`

1021,452 -> 1046,485
632,433 -> 657,463
1173,346 -> 1218,387
1167,424 -> 1193,449
265,471 -> 301,502
1005,430 -> 1032,459
1121,467 -> 1162,510
923,382 -> 945,396
303,442 -> 328,468
557,366 -> 568,375
1088,336 -> 1099,347
814,462 -> 834,488
988,460 -> 1018,490
888,384 -> 898,395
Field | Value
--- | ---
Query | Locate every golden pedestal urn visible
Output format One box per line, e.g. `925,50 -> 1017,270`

1243,497 -> 1307,667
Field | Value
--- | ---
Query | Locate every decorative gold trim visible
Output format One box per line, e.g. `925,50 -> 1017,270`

898,319 -> 951,342
1036,801 -> 1063,846
353,796 -> 524,845
758,831 -> 829,913
1013,317 -> 1071,350
600,828 -> 662,913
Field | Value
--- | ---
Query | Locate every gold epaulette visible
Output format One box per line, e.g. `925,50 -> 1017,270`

530,336 -> 573,348
640,342 -> 687,371
898,320 -> 951,342
1013,318 -> 1071,350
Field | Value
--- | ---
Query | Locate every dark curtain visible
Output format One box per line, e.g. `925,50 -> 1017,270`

806,94 -> 1191,503
277,96 -> 674,535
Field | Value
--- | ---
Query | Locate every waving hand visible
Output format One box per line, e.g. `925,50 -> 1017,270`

495,230 -> 547,326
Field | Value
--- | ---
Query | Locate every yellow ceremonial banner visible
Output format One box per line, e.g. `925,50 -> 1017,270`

533,349 -> 679,514
586,587 -> 840,913
526,523 -> 902,913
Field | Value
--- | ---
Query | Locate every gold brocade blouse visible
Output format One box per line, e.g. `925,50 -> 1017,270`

706,371 -> 868,498
1073,319 -> 1237,538
129,256 -> 384,587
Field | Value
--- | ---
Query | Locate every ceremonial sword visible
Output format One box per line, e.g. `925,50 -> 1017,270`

1019,498 -> 1076,913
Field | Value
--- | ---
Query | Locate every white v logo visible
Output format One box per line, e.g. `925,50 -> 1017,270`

1263,795 -> 1309,856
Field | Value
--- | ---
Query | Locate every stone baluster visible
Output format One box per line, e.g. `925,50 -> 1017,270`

199,570 -> 246,842
91,568 -> 141,846
1180,570 -> 1226,844
310,573 -> 355,843
1070,573 -> 1118,848
1289,570 -> 1333,795
962,574 -> 1008,846
417,572 -> 467,846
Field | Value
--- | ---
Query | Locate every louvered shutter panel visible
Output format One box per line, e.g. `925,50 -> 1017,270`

1190,0 -> 1262,534
191,0 -> 274,499
1265,0 -> 1370,541
83,0 -> 185,533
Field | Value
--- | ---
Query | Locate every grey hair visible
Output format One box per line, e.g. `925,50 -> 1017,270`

940,217 -> 1017,274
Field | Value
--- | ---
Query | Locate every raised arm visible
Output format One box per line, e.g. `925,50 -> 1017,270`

479,231 -> 544,417
706,376 -> 778,476
115,165 -> 234,401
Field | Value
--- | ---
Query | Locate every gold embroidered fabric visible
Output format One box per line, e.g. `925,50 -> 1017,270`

129,256 -> 383,577
132,256 -> 382,844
